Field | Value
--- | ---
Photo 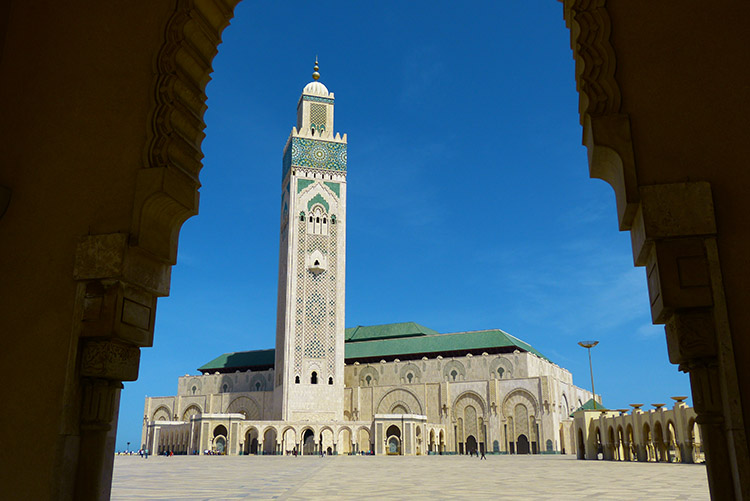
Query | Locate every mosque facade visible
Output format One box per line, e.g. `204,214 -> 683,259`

141,64 -> 594,456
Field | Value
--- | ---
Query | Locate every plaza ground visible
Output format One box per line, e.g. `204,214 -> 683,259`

111,454 -> 709,500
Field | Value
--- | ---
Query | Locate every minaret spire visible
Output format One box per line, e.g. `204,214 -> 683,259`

312,57 -> 320,81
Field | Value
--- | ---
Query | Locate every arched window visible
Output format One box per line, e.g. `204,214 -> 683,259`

295,375 -> 300,384
308,205 -> 328,235
191,386 -> 197,395
497,367 -> 504,378
311,372 -> 318,384
222,383 -> 228,392
407,373 -> 414,383
365,375 -> 372,386
451,370 -> 458,381
255,382 -> 261,391
328,377 -> 333,385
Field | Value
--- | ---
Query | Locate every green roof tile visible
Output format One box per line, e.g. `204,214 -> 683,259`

198,323 -> 549,372
198,349 -> 275,372
570,398 -> 602,416
344,329 -> 549,362
345,321 -> 438,342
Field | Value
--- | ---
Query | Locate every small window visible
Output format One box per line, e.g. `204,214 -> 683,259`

255,382 -> 261,391
328,377 -> 333,385
191,386 -> 197,395
316,217 -> 320,223
295,376 -> 300,384
451,370 -> 458,381
222,383 -> 228,392
311,371 -> 318,384
309,216 -> 313,222
323,218 -> 327,224
497,367 -> 504,378
365,375 -> 372,385
407,373 -> 413,383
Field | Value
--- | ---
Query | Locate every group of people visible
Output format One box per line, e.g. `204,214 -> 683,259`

468,448 -> 487,459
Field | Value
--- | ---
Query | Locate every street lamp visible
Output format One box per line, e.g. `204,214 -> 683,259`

578,340 -> 599,409
127,441 -> 130,453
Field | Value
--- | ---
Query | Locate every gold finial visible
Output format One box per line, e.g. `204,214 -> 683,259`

312,56 -> 320,81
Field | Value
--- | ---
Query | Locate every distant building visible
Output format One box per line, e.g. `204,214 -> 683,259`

142,63 -> 594,456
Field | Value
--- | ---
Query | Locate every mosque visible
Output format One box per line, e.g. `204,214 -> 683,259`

141,62 -> 595,457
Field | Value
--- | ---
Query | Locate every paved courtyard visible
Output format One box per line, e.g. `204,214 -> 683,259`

112,454 -> 709,500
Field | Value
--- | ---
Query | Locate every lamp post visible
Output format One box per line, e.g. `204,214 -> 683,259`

578,340 -> 599,409
127,441 -> 130,454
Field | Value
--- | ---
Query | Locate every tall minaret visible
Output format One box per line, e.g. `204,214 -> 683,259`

274,60 -> 347,421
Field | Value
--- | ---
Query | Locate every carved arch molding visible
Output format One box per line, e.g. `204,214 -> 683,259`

563,0 -> 748,497
377,389 -> 423,415
73,0 -> 241,386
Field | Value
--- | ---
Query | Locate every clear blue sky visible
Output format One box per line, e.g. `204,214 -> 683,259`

116,1 -> 691,450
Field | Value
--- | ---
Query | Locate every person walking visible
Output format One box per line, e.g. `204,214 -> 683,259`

480,448 -> 486,460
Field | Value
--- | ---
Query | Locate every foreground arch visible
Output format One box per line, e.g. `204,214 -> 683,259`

2,1 -> 750,499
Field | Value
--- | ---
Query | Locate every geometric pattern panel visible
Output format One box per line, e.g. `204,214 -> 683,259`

294,211 -> 338,379
302,95 -> 334,104
310,103 -> 327,131
290,137 -> 347,172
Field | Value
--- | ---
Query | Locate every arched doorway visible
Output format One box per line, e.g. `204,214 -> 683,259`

214,437 -> 226,455
302,429 -> 315,455
466,435 -> 478,455
213,425 -> 228,455
263,428 -> 277,455
666,421 -> 680,463
577,428 -> 585,460
358,428 -> 371,453
643,423 -> 654,461
653,421 -> 667,462
244,428 -> 259,455
386,425 -> 401,455
517,434 -> 530,454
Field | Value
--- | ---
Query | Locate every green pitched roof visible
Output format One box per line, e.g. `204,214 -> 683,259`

198,349 -> 275,372
344,328 -> 549,362
198,323 -> 549,372
345,322 -> 438,342
570,398 -> 602,416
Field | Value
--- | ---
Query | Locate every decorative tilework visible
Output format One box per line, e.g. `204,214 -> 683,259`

294,207 -> 338,376
297,179 -> 314,193
290,137 -> 347,172
307,193 -> 330,212
324,181 -> 340,197
302,95 -> 334,104
310,103 -> 327,131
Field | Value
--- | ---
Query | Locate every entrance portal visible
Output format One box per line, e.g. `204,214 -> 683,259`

517,434 -> 530,454
386,424 -> 401,455
466,435 -> 478,455
215,437 -> 226,454
302,429 -> 315,455
388,437 -> 400,455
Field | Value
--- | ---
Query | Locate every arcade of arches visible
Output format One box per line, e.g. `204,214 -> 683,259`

1,1 -> 750,500
572,399 -> 703,464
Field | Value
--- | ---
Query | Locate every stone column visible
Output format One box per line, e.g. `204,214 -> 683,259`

563,1 -> 750,497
